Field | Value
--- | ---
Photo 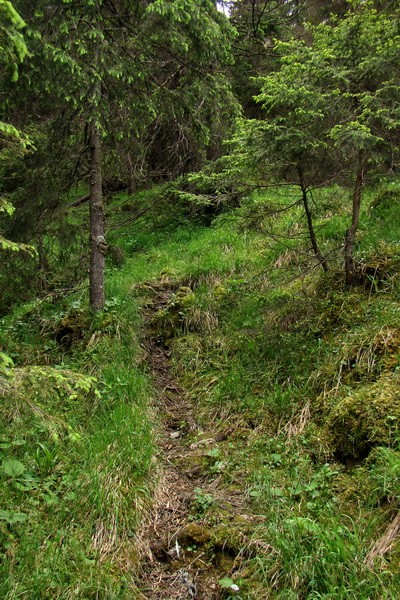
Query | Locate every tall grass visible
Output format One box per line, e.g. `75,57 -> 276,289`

0,267 -> 153,598
1,179 -> 400,598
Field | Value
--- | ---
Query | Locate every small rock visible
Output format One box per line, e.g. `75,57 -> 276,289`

170,431 -> 180,439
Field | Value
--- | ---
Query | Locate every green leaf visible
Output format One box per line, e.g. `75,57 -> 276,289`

270,453 -> 282,463
12,439 -> 26,446
3,459 -> 26,477
285,517 -> 319,535
291,483 -> 303,496
0,352 -> 14,367
206,447 -> 220,457
218,577 -> 235,588
0,509 -> 28,524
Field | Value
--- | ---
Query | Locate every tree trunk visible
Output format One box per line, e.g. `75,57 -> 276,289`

89,117 -> 106,312
299,176 -> 328,272
344,150 -> 364,286
38,237 -> 49,292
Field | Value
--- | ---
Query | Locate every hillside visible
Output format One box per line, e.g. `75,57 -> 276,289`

1,1 -> 400,597
1,180 -> 400,599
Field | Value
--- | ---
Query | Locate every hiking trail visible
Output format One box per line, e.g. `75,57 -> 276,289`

133,280 -> 259,600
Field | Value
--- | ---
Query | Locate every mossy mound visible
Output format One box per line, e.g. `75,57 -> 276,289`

320,371 -> 400,460
180,523 -> 214,545
55,309 -> 90,348
178,522 -> 244,556
149,286 -> 195,341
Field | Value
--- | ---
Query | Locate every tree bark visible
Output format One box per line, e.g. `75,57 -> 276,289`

38,237 -> 49,292
89,117 -> 106,312
344,150 -> 364,286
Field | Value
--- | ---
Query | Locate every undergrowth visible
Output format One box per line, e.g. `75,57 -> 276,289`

1,178 -> 400,598
123,180 -> 400,598
0,278 -> 153,598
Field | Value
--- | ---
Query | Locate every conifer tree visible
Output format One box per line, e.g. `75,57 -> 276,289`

231,1 -> 400,281
8,0 -> 235,310
0,0 -> 35,256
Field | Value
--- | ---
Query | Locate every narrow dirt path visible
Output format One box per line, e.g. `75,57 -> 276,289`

134,281 -> 253,600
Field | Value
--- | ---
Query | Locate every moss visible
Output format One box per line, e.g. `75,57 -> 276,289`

149,307 -> 178,341
55,309 -> 90,347
182,523 -> 214,545
320,371 -> 400,459
333,469 -> 372,513
211,524 -> 245,554
212,281 -> 229,301
149,287 -> 196,341
174,286 -> 196,308
178,452 -> 208,470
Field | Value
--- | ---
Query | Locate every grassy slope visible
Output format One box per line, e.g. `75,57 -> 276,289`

0,285 -> 153,597
116,181 -> 400,599
1,179 -> 400,598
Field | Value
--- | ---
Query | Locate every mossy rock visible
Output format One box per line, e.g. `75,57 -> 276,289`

211,523 -> 244,554
180,523 -> 214,545
173,286 -> 195,308
321,372 -> 400,460
149,287 -> 195,341
149,307 -> 178,340
314,327 -> 400,393
178,522 -> 244,556
56,310 -> 90,347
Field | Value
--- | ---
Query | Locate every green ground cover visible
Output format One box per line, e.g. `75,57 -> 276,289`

1,179 -> 400,598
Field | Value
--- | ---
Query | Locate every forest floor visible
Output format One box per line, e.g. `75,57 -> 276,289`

134,281 -> 256,600
4,183 -> 400,599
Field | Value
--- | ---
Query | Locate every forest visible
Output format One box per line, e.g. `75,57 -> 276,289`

1,0 -> 400,598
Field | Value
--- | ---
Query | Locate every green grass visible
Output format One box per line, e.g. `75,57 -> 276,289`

0,275 -> 153,598
2,178 -> 400,598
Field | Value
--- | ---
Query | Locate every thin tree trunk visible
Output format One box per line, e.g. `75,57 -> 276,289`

344,150 -> 364,286
89,117 -> 106,312
299,174 -> 328,272
38,237 -> 48,292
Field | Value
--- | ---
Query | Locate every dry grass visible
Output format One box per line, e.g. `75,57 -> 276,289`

184,306 -> 219,333
365,506 -> 400,569
281,399 -> 311,441
312,326 -> 400,396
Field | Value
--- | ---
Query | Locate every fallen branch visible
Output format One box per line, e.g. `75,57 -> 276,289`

109,202 -> 156,230
39,285 -> 89,303
67,193 -> 90,208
